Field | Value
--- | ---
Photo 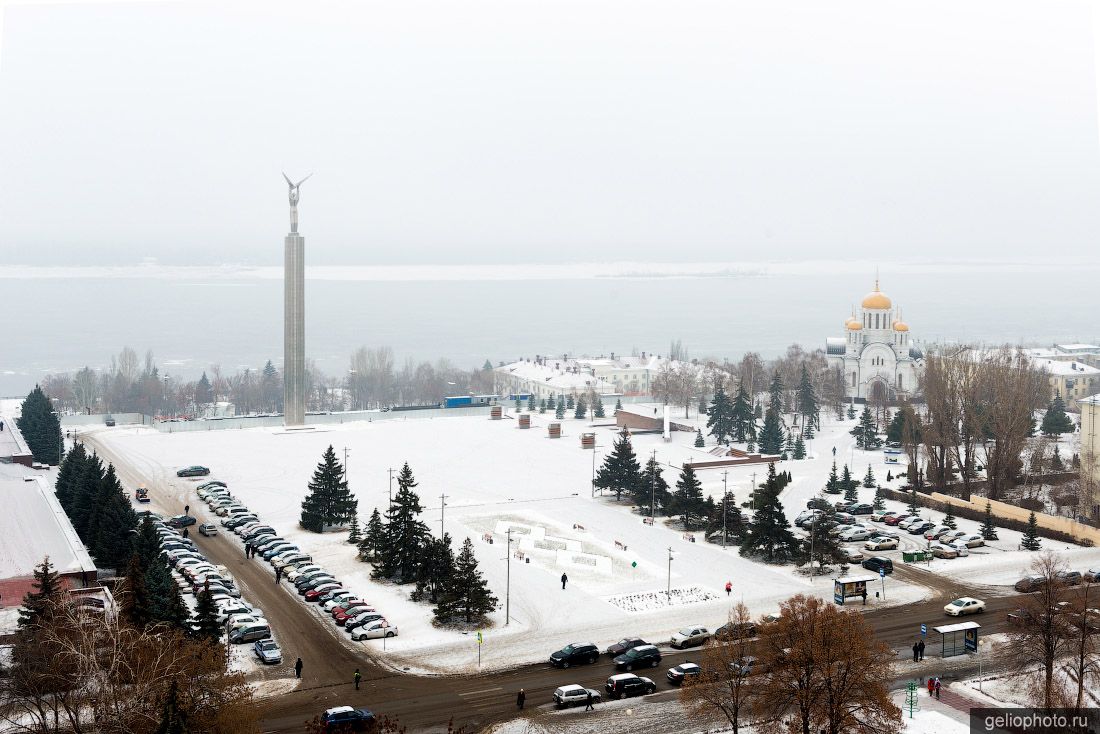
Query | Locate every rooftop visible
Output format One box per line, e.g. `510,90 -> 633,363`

0,473 -> 96,583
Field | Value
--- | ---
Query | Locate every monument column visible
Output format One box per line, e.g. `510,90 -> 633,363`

283,173 -> 311,426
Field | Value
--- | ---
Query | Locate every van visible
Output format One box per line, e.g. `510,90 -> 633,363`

862,556 -> 894,575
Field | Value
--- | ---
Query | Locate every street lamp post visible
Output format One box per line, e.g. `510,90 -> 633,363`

440,493 -> 448,537
666,547 -> 673,601
505,529 -> 513,625
650,449 -> 657,519
388,467 -> 395,507
721,470 -> 729,549
590,446 -> 602,498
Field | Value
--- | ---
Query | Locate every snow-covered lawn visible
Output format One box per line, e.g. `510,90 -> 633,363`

89,406 -> 1089,672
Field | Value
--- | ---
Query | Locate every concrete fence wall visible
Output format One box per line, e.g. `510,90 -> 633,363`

927,491 -> 1100,546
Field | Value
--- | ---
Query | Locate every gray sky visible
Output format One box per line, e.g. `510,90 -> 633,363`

1,0 -> 1098,266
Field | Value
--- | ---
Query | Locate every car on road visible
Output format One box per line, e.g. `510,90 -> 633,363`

135,487 -> 150,503
253,639 -> 282,664
1057,571 -> 1083,586
553,685 -> 601,708
944,597 -> 985,616
606,637 -> 648,657
715,621 -> 757,640
666,662 -> 702,686
228,624 -> 270,643
862,556 -> 894,575
198,523 -> 218,537
176,466 -> 210,477
839,527 -> 871,542
670,626 -> 711,649
550,643 -> 600,668
351,621 -> 397,641
320,706 -> 375,732
605,673 -> 656,699
928,543 -> 958,559
167,514 -> 197,528
613,644 -> 662,671
864,536 -> 898,551
1014,576 -> 1046,593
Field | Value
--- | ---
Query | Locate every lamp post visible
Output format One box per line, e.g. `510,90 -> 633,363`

387,467 -> 395,507
721,470 -> 729,549
650,449 -> 657,519
666,547 -> 674,602
440,493 -> 448,537
505,528 -> 513,625
343,448 -> 350,482
590,446 -> 602,498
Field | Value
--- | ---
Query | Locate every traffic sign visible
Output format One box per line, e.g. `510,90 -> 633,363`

879,568 -> 885,578
631,561 -> 637,568
920,623 -> 927,636
476,631 -> 483,645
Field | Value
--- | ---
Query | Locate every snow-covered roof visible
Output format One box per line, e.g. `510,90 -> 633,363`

1056,344 -> 1100,352
0,474 -> 96,581
1034,359 -> 1100,377
1080,395 -> 1100,407
497,360 -> 617,392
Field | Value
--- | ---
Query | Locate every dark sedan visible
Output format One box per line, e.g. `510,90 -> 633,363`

167,514 -> 197,528
176,466 -> 210,477
666,662 -> 702,686
550,643 -> 599,668
605,637 -> 647,657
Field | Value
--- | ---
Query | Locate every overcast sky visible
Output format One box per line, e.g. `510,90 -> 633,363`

1,0 -> 1098,266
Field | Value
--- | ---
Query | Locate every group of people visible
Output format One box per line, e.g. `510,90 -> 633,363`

911,639 -> 926,661
927,676 -> 941,699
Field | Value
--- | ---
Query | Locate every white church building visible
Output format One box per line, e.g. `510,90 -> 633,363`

826,280 -> 922,401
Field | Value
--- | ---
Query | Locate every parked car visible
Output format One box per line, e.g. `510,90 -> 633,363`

299,577 -> 338,595
839,527 -> 871,542
842,548 -> 865,563
715,621 -> 757,640
305,583 -> 343,602
1007,608 -> 1034,626
732,655 -> 761,677
897,516 -> 923,530
228,624 -> 270,643
550,643 -> 600,668
1057,571 -> 1083,586
849,503 -> 874,515
345,613 -> 385,631
944,597 -> 985,616
605,673 -> 656,699
794,510 -> 823,526
1085,568 -> 1100,583
872,510 -> 899,522
613,644 -> 662,671
606,637 -> 648,657
273,552 -> 311,569
167,514 -> 197,528
199,523 -> 218,537
833,501 -> 855,512
864,536 -> 899,551
862,557 -> 894,575
176,466 -> 210,477
666,662 -> 702,686
949,542 -> 970,557
806,497 -> 833,511
319,706 -> 375,732
884,514 -> 912,526
197,480 -> 227,491
333,603 -> 373,621
928,543 -> 958,559
324,592 -> 360,612
216,603 -> 255,623
940,530 -> 967,543
924,526 -> 953,541
1015,575 -> 1046,593
253,639 -> 282,664
670,626 -> 711,649
351,621 -> 397,641
834,512 -> 856,525
553,685 -> 601,708
908,522 -> 936,536
287,565 -> 323,583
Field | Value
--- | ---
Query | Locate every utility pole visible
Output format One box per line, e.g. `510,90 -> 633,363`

650,449 -> 657,518
721,470 -> 728,549
343,447 -> 350,481
440,493 -> 447,537
506,529 -> 513,625
388,467 -> 395,507
666,546 -> 673,601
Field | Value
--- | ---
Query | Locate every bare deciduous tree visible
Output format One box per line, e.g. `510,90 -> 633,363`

680,603 -> 757,733
1007,551 -> 1073,710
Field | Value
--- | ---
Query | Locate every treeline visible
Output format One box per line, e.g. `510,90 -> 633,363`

55,443 -> 139,570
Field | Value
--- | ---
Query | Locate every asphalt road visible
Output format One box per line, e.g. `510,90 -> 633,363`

83,431 -> 1030,734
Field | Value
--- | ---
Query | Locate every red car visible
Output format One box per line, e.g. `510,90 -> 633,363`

331,601 -> 369,618
305,583 -> 342,602
883,514 -> 911,526
334,605 -> 376,624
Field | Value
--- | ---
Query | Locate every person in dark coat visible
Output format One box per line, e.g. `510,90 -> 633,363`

182,527 -> 189,539
917,639 -> 925,661
354,668 -> 361,690
184,504 -> 190,514
585,689 -> 594,710
294,658 -> 303,678
516,689 -> 525,709
561,573 -> 568,590
934,679 -> 941,699
275,566 -> 282,583
912,642 -> 919,662
245,543 -> 251,558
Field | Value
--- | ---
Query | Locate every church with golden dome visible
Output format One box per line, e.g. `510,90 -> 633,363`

825,280 -> 922,401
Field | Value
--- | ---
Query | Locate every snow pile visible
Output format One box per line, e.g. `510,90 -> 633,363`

605,587 -> 718,613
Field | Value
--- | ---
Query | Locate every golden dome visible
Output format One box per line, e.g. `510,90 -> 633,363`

893,321 -> 909,332
847,319 -> 863,331
861,289 -> 892,309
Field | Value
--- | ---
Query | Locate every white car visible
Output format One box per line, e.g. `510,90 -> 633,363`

323,592 -> 359,612
839,527 -> 871,542
939,530 -> 967,543
286,564 -> 323,582
958,534 -> 985,548
553,684 -> 602,708
351,620 -> 397,641
864,536 -> 899,551
944,597 -> 985,616
227,614 -> 269,633
949,542 -> 970,557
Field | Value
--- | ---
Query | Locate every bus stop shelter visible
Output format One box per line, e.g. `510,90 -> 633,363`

833,575 -> 876,605
932,621 -> 980,657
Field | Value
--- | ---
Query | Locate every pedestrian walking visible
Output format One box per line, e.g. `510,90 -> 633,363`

245,543 -> 251,558
725,581 -> 732,596
354,668 -> 361,691
1,420 -> 5,431
927,677 -> 935,696
294,658 -> 303,679
275,567 -> 282,584
516,688 -> 525,709
561,573 -> 568,590
182,527 -> 189,539
584,689 -> 594,710
912,642 -> 919,662
184,504 -> 190,514
934,679 -> 941,700
917,639 -> 925,661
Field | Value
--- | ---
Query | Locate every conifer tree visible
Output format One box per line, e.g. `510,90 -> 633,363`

192,580 -> 221,643
195,371 -> 213,405
17,556 -> 62,630
842,465 -> 858,502
943,502 -> 957,530
91,465 -> 139,570
574,395 -> 587,419
359,507 -> 385,562
413,533 -> 455,603
797,513 -> 845,573
707,491 -> 745,545
796,364 -> 820,434
695,429 -> 705,448
706,383 -> 735,445
872,486 -> 886,512
850,406 -> 882,450
671,463 -> 706,529
637,454 -> 672,515
699,395 -> 709,415
555,401 -> 565,419
347,506 -> 362,544
514,395 -> 522,412
376,464 -> 431,583
70,452 -> 106,540
16,385 -> 63,464
539,398 -> 547,414
887,405 -> 921,445
731,380 -> 755,443
154,680 -> 189,734
300,445 -> 357,532
847,402 -> 857,420
1040,393 -> 1075,436
758,407 -> 784,455
566,393 -> 575,410
615,398 -> 623,411
594,427 -> 643,501
1021,511 -> 1042,550
824,461 -> 841,494
785,429 -> 795,454
862,465 -> 876,489
54,441 -> 87,515
793,434 -> 806,460
528,394 -> 537,412
740,464 -> 799,563
594,396 -> 606,418
1051,445 -> 1065,471
146,558 -> 189,630
980,501 -> 999,540
121,553 -> 152,628
434,537 -> 498,624
907,489 -> 920,515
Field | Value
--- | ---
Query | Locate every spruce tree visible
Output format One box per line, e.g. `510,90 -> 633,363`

1051,445 -> 1064,471
413,533 -> 455,603
731,381 -> 755,443
70,452 -> 105,540
121,553 -> 152,628
637,454 -> 672,514
707,491 -> 745,545
54,441 -> 87,515
907,489 -> 920,515
376,463 -> 430,583
359,507 -> 385,562
943,502 -> 957,530
91,466 -> 139,570
699,395 -> 709,416
1040,394 -> 1075,436
847,402 -> 857,420
694,429 -> 705,448
740,464 -> 799,563
671,464 -> 706,530
16,385 -> 63,464
528,394 -> 537,412
862,465 -> 876,489
980,501 -> 999,540
17,556 -> 63,630
195,372 -> 213,405
706,383 -> 735,445
539,398 -> 547,414
347,507 -> 362,544
154,680 -> 189,734
594,427 -> 643,501
767,371 -> 784,416
132,514 -> 161,572
784,429 -> 795,454
797,514 -> 844,573
758,407 -> 784,455
850,406 -> 882,450
824,462 -> 841,494
434,537 -> 498,624
842,465 -> 858,502
872,486 -> 886,512
514,396 -> 522,412
192,580 -> 221,643
1021,511 -> 1042,550
300,445 -> 357,532
555,401 -> 565,419
793,434 -> 806,460
796,364 -> 820,434
574,395 -> 587,419
566,393 -> 575,410
615,398 -> 623,411
146,559 -> 189,630
594,396 -> 606,418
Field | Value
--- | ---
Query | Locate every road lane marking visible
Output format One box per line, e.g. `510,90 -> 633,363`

460,687 -> 503,696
